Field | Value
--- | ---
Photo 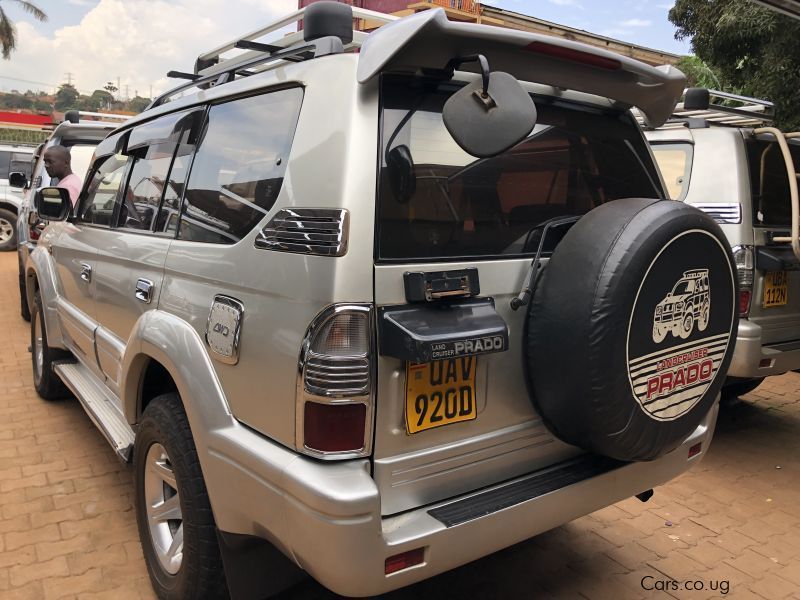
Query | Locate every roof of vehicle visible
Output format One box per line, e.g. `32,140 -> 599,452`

48,120 -> 122,143
141,6 -> 684,129
0,144 -> 35,153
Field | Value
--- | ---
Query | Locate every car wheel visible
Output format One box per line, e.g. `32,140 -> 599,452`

652,324 -> 667,343
679,312 -> 694,339
31,291 -> 70,400
134,393 -> 228,600
721,377 -> 765,401
19,269 -> 31,322
698,303 -> 709,332
0,208 -> 17,252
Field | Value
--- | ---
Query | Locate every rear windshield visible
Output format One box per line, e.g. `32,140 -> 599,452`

746,137 -> 800,228
377,78 -> 663,261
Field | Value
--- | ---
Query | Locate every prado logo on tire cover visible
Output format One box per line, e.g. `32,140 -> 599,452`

628,231 -> 735,421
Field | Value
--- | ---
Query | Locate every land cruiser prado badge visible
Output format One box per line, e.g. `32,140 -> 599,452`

627,231 -> 736,421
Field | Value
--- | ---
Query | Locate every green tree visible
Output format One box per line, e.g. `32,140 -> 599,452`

55,83 -> 79,111
127,96 -> 151,113
32,98 -> 50,112
0,0 -> 47,59
670,0 -> 800,130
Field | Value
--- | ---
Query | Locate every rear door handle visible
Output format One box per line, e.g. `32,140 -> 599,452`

135,278 -> 154,304
79,263 -> 92,282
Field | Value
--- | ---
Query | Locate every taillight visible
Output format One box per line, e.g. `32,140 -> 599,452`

297,305 -> 373,458
29,226 -> 40,241
732,245 -> 753,317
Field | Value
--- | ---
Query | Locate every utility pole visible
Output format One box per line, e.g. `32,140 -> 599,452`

124,85 -> 129,101
64,72 -> 74,85
117,76 -> 121,100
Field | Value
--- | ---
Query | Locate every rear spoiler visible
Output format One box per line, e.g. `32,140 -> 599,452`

357,9 -> 685,128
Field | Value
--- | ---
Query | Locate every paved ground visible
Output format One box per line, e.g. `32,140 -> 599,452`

1,250 -> 799,600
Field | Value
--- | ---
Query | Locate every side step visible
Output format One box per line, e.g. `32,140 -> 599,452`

428,455 -> 624,527
54,361 -> 135,461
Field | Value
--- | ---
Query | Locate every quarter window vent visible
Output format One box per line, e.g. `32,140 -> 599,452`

255,208 -> 349,256
691,203 -> 742,225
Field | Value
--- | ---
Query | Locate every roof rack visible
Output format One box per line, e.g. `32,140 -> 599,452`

636,88 -> 775,129
151,2 -> 396,110
62,110 -> 131,124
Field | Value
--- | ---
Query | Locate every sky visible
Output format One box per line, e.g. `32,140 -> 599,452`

0,0 -> 691,98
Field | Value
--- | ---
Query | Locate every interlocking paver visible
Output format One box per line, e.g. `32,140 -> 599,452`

0,250 -> 799,599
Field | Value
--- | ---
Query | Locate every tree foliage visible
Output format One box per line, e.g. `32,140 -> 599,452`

54,83 -> 79,111
0,0 -> 47,59
669,0 -> 800,130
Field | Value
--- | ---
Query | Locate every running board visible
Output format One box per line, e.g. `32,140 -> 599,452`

53,361 -> 135,461
428,455 -> 624,527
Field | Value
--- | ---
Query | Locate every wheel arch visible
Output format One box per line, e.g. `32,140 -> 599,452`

26,246 -> 67,348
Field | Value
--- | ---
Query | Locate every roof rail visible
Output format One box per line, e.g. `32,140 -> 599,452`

63,110 -> 131,124
150,2 -> 396,110
636,88 -> 775,129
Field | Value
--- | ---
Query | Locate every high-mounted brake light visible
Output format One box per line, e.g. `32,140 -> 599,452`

524,41 -> 621,71
297,305 -> 373,459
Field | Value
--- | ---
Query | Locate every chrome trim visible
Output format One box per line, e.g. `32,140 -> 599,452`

205,295 -> 244,365
296,303 -> 374,460
692,202 -> 742,224
255,208 -> 349,257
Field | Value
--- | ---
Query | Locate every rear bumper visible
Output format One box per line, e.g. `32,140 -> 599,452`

728,319 -> 800,377
204,404 -> 718,597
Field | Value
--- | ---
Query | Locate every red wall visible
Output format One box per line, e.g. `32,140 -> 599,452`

0,111 -> 51,127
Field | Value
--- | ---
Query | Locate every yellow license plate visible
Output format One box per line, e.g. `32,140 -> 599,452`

763,271 -> 788,308
406,357 -> 477,434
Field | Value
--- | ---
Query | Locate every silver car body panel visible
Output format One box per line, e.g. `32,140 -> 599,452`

647,125 -> 800,377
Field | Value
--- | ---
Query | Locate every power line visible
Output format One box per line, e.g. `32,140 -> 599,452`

64,72 -> 74,85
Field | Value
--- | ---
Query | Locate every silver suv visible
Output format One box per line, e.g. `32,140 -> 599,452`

646,89 -> 800,398
24,4 -> 738,598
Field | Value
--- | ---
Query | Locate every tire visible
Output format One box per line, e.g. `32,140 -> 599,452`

652,324 -> 667,344
721,377 -> 765,401
698,303 -> 709,332
679,312 -> 694,339
19,268 -> 31,322
526,198 -> 738,461
31,291 -> 70,400
0,208 -> 17,252
134,393 -> 228,600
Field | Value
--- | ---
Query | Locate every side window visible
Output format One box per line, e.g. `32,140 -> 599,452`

117,109 -> 201,232
0,151 -> 10,178
177,87 -> 303,244
650,143 -> 693,201
78,153 -> 132,227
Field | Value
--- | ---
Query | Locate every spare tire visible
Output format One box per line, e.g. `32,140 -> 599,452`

525,198 -> 737,462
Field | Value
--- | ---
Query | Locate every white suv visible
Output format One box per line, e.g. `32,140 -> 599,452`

24,4 -> 738,598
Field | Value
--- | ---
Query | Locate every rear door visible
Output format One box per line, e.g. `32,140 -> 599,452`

373,78 -> 666,515
745,136 -> 800,345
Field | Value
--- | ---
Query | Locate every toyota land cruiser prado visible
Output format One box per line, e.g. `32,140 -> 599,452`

646,89 -> 800,398
24,4 -> 738,598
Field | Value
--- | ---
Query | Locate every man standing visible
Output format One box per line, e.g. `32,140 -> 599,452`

43,146 -> 82,206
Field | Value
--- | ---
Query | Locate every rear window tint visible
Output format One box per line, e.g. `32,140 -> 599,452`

746,138 -> 800,228
378,79 -> 662,261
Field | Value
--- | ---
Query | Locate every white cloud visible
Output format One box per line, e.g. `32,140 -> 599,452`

67,0 -> 98,6
4,0 -> 296,98
620,18 -> 651,27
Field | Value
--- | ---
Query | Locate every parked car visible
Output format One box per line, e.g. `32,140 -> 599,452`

14,111 -> 128,321
24,4 -> 738,599
645,88 -> 800,398
0,143 -> 35,251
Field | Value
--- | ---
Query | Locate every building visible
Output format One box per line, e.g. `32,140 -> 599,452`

297,0 -> 681,66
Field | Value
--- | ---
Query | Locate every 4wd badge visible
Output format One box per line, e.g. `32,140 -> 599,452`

205,296 -> 244,365
627,231 -> 735,421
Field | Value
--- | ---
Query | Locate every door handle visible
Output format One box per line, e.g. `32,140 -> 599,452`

135,279 -> 154,304
79,263 -> 92,283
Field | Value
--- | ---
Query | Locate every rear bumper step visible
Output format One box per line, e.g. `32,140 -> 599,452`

428,455 -> 623,527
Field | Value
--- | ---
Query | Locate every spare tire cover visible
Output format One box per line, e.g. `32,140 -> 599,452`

526,198 -> 737,461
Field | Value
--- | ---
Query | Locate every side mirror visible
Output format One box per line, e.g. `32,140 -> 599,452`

386,145 -> 416,204
443,57 -> 537,158
34,187 -> 72,221
683,88 -> 710,111
8,172 -> 28,188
